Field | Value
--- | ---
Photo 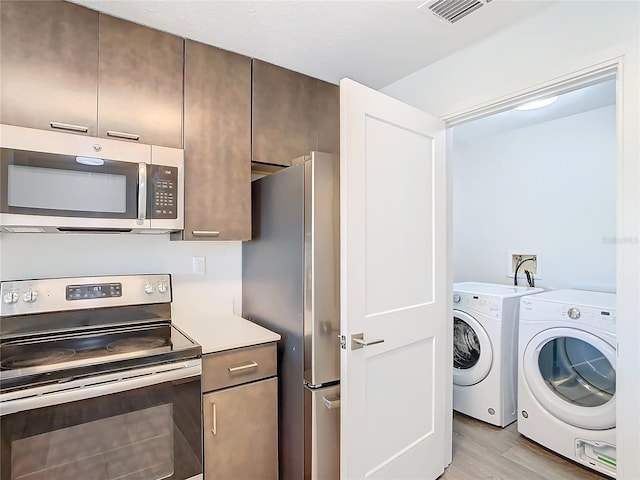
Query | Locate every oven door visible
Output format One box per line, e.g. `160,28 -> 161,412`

0,360 -> 202,480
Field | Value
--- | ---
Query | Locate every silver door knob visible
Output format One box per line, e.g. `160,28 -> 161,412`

351,333 -> 385,350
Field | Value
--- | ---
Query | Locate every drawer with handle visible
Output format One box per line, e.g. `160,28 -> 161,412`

202,342 -> 277,392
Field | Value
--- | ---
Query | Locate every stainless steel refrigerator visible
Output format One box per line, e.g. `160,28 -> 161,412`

243,151 -> 340,480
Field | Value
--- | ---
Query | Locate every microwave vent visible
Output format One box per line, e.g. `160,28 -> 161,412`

418,0 -> 491,24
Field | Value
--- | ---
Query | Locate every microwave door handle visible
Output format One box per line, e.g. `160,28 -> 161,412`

138,163 -> 147,221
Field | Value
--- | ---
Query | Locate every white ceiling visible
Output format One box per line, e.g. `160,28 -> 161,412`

70,0 -> 556,90
452,79 -> 617,143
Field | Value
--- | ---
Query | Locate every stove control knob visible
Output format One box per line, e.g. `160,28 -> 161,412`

22,290 -> 38,303
157,281 -> 168,294
144,282 -> 155,295
3,291 -> 19,304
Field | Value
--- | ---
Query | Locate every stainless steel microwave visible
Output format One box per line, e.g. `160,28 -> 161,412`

0,124 -> 183,233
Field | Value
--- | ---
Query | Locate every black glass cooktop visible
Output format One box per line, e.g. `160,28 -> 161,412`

0,322 -> 201,392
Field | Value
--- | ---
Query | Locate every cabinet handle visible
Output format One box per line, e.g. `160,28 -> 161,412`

228,361 -> 258,373
211,401 -> 217,435
107,130 -> 140,141
192,231 -> 220,238
50,121 -> 88,133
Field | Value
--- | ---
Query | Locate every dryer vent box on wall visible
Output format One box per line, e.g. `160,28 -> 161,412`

418,0 -> 493,24
508,252 -> 540,279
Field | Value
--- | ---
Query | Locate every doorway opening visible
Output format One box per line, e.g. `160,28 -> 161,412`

445,72 -> 618,478
450,77 -> 617,292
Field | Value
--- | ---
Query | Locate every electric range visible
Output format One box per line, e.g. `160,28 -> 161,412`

0,274 -> 203,480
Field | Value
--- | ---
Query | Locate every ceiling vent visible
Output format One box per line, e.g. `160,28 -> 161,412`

418,0 -> 491,24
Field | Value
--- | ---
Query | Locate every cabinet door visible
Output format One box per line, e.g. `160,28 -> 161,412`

0,1 -> 98,135
203,378 -> 278,480
180,40 -> 251,241
252,60 -> 317,166
98,14 -> 183,148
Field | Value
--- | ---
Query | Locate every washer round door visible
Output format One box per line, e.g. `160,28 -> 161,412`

453,310 -> 493,386
523,327 -> 616,430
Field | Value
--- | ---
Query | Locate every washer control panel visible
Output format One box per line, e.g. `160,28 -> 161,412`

453,292 -> 501,317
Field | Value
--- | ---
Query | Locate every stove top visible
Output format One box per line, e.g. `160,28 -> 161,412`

0,322 -> 200,392
0,275 -> 201,392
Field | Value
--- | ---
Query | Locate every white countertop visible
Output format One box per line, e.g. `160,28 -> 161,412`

174,313 -> 281,355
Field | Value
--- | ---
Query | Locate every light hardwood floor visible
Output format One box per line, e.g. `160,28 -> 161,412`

440,412 -> 609,479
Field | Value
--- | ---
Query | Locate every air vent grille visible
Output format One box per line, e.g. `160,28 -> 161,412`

419,0 -> 490,24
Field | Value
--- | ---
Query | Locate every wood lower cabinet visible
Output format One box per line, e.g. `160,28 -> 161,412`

202,342 -> 278,479
97,15 -> 183,148
203,378 -> 278,480
0,1 -> 99,135
177,40 -> 252,241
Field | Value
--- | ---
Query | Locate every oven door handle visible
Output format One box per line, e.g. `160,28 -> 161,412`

0,359 -> 201,417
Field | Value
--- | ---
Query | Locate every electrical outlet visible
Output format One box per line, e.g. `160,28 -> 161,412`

509,253 -> 539,277
192,256 -> 206,275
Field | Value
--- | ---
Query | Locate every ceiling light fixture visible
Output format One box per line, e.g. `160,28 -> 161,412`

76,156 -> 104,166
514,96 -> 559,111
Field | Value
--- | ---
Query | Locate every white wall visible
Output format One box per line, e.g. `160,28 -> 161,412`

0,234 -> 242,331
453,105 -> 616,291
382,1 -> 640,477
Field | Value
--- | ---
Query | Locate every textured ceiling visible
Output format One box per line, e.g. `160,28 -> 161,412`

70,0 -> 555,89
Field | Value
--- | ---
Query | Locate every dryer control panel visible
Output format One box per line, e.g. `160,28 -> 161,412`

520,297 -> 616,333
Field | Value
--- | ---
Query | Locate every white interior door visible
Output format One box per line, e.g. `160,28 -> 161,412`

340,78 -> 450,479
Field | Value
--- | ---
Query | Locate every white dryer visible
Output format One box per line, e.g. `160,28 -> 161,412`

518,289 -> 616,478
453,282 -> 542,427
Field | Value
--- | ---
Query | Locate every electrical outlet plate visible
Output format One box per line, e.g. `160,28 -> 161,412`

192,256 -> 206,275
507,251 -> 540,279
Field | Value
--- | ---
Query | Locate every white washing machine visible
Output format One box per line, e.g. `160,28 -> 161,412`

453,282 -> 542,427
518,289 -> 616,478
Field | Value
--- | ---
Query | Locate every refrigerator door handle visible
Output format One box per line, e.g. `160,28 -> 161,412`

351,333 -> 385,350
322,394 -> 341,410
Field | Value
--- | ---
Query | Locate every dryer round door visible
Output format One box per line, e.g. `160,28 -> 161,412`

523,327 -> 616,430
453,310 -> 493,386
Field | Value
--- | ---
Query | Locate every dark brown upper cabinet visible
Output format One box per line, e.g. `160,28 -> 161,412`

175,40 -> 252,241
98,15 -> 183,148
0,1 -> 99,135
252,60 -> 339,167
316,78 -> 340,156
0,1 -> 183,147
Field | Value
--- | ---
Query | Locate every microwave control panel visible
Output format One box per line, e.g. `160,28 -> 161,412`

149,165 -> 178,219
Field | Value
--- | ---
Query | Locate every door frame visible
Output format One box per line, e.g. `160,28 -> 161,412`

442,57 -> 637,476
